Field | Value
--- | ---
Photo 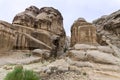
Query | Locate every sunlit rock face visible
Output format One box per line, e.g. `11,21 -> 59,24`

71,18 -> 97,47
93,10 -> 120,48
0,21 -> 15,52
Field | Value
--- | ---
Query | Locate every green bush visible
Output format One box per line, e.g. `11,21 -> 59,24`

4,66 -> 40,80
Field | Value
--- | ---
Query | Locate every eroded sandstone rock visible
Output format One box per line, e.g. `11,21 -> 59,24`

67,44 -> 120,65
13,6 -> 39,28
36,7 -> 64,35
0,6 -> 66,58
93,10 -> 120,48
32,49 -> 51,59
0,21 -> 15,52
73,44 -> 97,50
36,7 -> 66,56
12,6 -> 66,57
71,18 -> 97,47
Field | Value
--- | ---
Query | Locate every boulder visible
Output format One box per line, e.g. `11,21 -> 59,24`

32,49 -> 51,59
67,49 -> 120,65
73,44 -> 97,50
87,50 -> 120,65
43,59 -> 69,74
67,50 -> 87,61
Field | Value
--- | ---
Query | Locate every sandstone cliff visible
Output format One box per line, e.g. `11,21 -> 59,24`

0,6 -> 66,57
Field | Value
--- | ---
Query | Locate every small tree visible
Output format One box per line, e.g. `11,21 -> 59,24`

4,65 -> 40,80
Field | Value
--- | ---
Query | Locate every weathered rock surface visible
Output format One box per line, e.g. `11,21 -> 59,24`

67,44 -> 120,65
1,6 -> 120,80
93,10 -> 120,48
97,46 -> 114,53
71,18 -> 97,47
73,44 -> 97,50
0,51 -> 41,66
37,7 -> 65,35
13,6 -> 39,27
0,6 -> 66,58
0,21 -> 15,52
36,7 -> 66,56
12,6 -> 66,57
65,36 -> 70,50
32,49 -> 51,59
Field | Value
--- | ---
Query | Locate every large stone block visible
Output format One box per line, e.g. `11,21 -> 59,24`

71,18 -> 97,47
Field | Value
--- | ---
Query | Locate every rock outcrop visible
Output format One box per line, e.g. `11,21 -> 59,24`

12,6 -> 53,50
36,7 -> 66,56
68,17 -> 120,66
1,7 -> 120,80
71,18 -> 97,47
67,44 -> 120,65
37,7 -> 65,35
93,10 -> 120,48
12,6 -> 39,28
12,6 -> 66,51
32,49 -> 51,59
0,21 -> 15,52
0,6 -> 66,57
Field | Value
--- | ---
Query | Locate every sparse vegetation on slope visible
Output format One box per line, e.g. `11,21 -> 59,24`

4,65 -> 40,80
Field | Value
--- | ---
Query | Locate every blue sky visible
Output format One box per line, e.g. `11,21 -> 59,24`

0,0 -> 120,36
